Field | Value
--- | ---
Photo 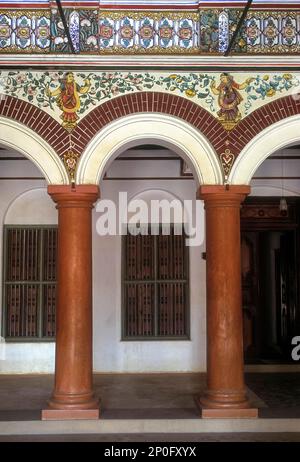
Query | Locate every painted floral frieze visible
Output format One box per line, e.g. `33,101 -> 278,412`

0,11 -> 50,51
98,12 -> 199,53
0,71 -> 299,131
2,8 -> 300,54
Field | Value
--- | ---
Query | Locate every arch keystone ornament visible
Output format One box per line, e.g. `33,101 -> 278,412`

197,185 -> 258,419
220,148 -> 235,182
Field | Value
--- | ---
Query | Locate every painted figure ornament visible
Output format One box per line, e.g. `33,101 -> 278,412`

211,73 -> 254,130
46,72 -> 90,131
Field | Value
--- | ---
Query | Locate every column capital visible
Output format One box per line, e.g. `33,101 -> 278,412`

197,185 -> 250,206
47,185 -> 100,208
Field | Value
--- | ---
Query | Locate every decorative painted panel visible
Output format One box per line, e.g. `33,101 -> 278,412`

218,11 -> 229,53
200,9 -> 300,54
99,12 -> 199,54
50,7 -> 72,52
50,7 -> 98,52
79,9 -> 98,51
1,7 -> 300,54
229,8 -> 247,53
0,10 -> 51,52
199,9 -> 219,52
2,1 -> 300,4
0,70 -> 299,132
246,11 -> 300,53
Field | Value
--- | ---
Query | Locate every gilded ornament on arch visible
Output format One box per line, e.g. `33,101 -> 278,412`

220,148 -> 235,181
63,149 -> 80,183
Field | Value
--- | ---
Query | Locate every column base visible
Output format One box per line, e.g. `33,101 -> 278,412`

41,392 -> 100,420
200,407 -> 258,419
41,408 -> 100,420
196,394 -> 258,419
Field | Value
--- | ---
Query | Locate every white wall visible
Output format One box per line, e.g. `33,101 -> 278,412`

1,147 -> 300,374
0,150 -> 207,373
250,147 -> 300,197
92,179 -> 206,372
0,182 -> 57,373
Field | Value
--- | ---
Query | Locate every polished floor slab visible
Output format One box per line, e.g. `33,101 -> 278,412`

0,372 -> 299,439
0,372 -> 266,420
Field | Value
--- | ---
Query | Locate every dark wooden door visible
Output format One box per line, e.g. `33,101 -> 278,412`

241,229 -> 298,361
275,232 -> 298,357
241,232 -> 260,359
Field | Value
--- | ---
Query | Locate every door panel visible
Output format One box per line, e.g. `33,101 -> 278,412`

276,233 -> 298,356
241,232 -> 260,359
241,229 -> 298,362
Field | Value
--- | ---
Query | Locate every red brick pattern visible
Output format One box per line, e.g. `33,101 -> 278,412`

226,94 -> 300,157
1,93 -> 300,168
0,96 -> 69,156
71,91 -> 224,153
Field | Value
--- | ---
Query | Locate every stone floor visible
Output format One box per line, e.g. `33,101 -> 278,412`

0,372 -> 299,441
0,372 -> 266,420
246,372 -> 300,418
1,432 -> 300,442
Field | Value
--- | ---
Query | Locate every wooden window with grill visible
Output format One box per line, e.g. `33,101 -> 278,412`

3,226 -> 57,340
122,225 -> 189,340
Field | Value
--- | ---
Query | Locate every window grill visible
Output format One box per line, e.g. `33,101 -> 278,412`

3,226 -> 57,340
122,225 -> 189,340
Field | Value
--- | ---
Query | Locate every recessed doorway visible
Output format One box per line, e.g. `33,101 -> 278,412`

241,200 -> 299,363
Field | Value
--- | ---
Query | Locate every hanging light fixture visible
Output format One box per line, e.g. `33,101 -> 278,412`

279,197 -> 288,213
279,149 -> 288,215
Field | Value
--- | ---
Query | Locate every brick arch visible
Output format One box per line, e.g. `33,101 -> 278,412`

225,94 -> 300,157
0,95 -> 69,157
228,96 -> 300,184
2,92 -> 300,160
71,91 -> 226,153
3,91 -> 300,184
76,113 -> 223,185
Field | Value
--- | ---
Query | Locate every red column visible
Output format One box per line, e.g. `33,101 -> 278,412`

42,185 -> 100,420
197,185 -> 258,418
